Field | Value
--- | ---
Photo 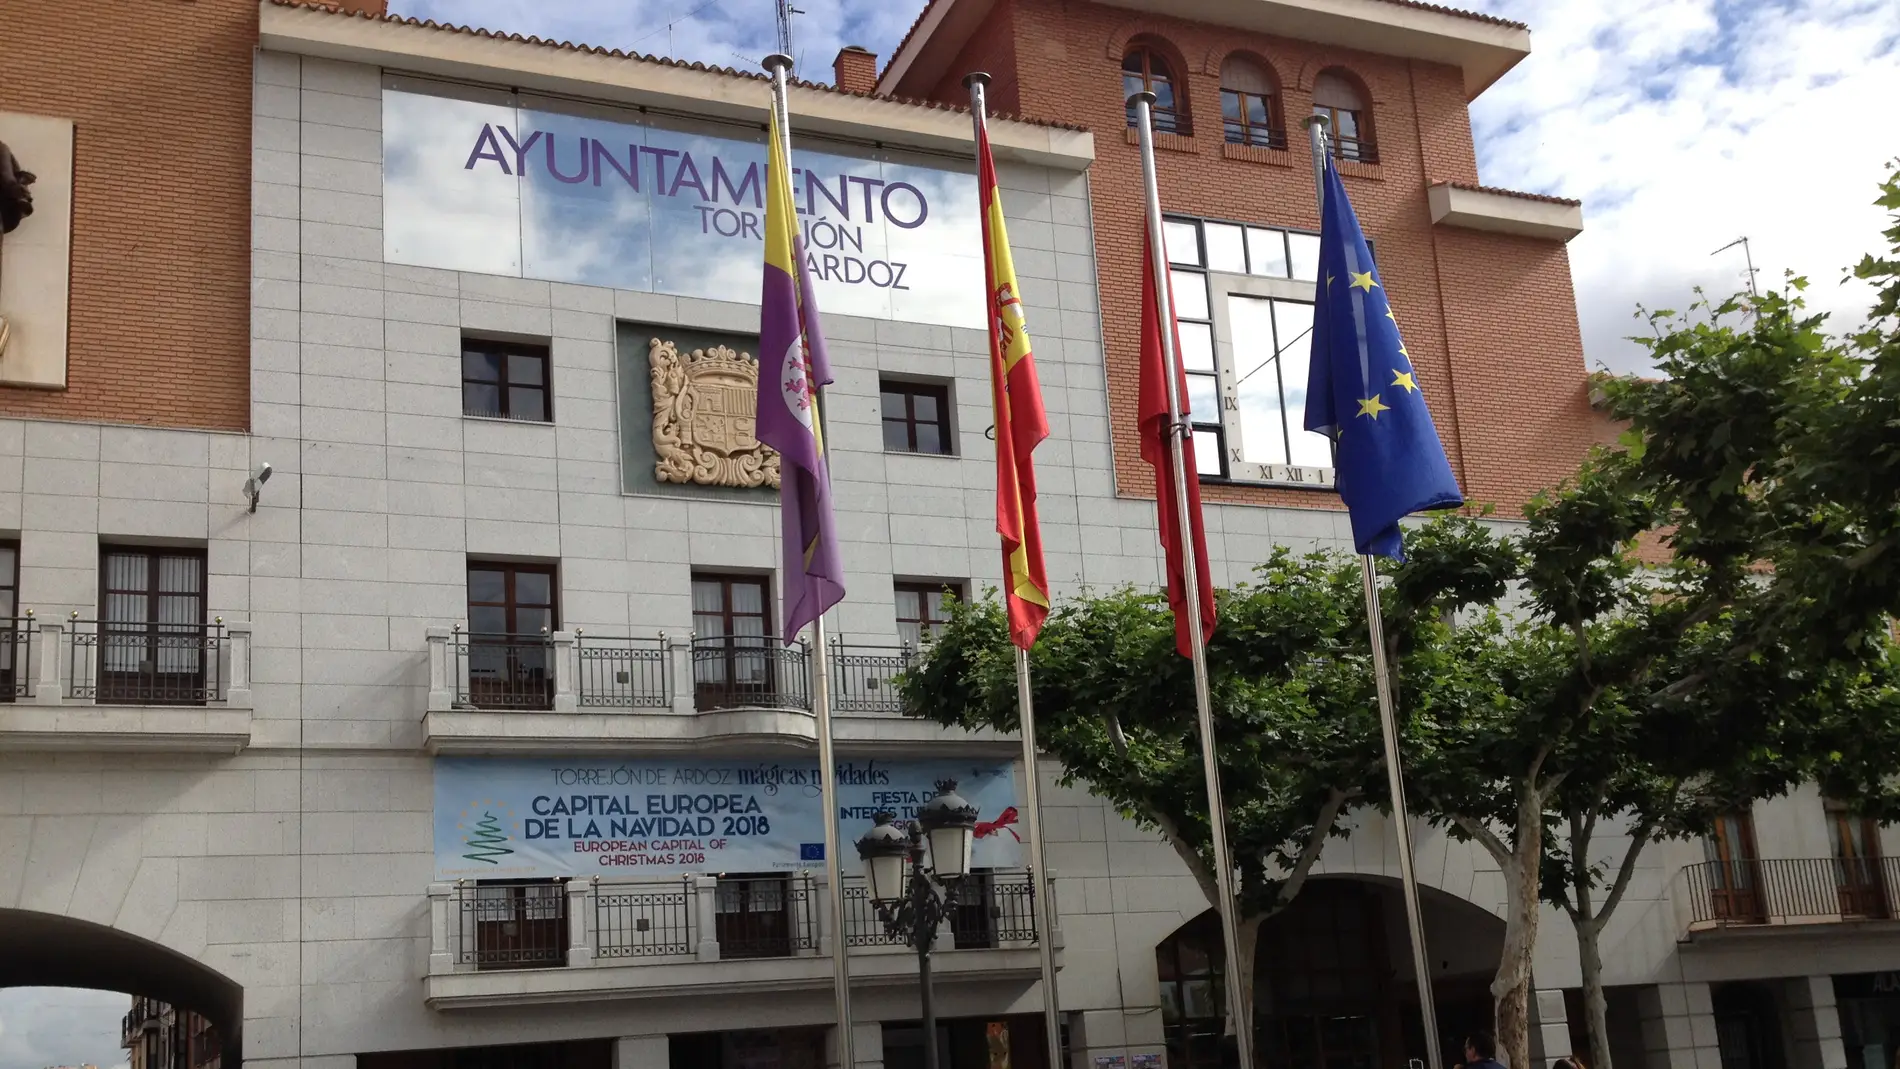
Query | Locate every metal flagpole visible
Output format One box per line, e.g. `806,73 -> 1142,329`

765,52 -> 855,1069
1302,113 -> 1444,1069
1131,90 -> 1254,1069
965,75 -> 1066,1069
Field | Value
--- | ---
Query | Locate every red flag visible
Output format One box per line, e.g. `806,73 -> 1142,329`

977,119 -> 1051,649
1138,235 -> 1217,658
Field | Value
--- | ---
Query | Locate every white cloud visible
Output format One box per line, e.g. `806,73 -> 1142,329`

1467,0 -> 1900,372
0,988 -> 129,1069
391,0 -> 1900,375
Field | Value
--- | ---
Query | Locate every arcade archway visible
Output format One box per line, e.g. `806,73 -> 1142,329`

0,907 -> 244,1068
1155,876 -> 1506,1069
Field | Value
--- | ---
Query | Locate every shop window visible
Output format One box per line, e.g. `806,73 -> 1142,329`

1161,215 -> 1333,487
1312,70 -> 1377,163
463,337 -> 552,422
1123,45 -> 1189,136
1220,54 -> 1285,149
881,379 -> 953,455
1157,911 -> 1227,1069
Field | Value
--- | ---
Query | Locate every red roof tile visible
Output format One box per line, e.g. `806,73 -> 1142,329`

265,0 -> 1087,131
1441,181 -> 1582,207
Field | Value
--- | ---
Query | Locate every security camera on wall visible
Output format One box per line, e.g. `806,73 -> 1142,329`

244,462 -> 272,513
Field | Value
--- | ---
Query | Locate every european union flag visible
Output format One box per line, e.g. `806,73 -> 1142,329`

1303,154 -> 1463,558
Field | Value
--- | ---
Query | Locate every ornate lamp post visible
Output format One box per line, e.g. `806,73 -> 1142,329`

855,780 -> 979,1069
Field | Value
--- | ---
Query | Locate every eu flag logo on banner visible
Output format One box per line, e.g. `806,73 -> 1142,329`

1303,154 -> 1462,558
800,842 -> 826,862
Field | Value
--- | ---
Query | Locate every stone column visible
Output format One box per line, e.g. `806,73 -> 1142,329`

612,1035 -> 669,1069
827,1021 -> 885,1069
1535,988 -> 1575,1068
1637,982 -> 1721,1069
1785,976 -> 1849,1069
1072,1008 -> 1148,1069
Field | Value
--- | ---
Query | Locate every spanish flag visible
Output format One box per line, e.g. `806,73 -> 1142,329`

976,118 -> 1051,649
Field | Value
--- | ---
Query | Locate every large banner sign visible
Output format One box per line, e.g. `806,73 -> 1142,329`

383,87 -> 985,329
433,756 -> 1022,880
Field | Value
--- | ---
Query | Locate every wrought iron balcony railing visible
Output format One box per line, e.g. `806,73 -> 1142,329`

0,615 -> 35,703
3,616 -> 252,709
1681,857 -> 1900,931
829,639 -> 912,714
839,871 -> 1043,949
690,635 -> 811,713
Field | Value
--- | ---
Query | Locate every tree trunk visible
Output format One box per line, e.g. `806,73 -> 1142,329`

1234,911 -> 1265,1043
1574,913 -> 1612,1069
1492,791 -> 1545,1069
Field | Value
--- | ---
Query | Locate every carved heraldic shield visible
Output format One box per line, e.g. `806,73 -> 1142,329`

649,338 -> 782,488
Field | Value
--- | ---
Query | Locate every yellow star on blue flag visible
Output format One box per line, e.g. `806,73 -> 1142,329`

1302,153 -> 1462,559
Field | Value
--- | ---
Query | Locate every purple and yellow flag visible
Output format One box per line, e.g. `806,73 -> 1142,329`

757,105 -> 845,641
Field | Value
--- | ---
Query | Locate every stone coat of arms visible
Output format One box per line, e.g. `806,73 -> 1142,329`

649,338 -> 781,488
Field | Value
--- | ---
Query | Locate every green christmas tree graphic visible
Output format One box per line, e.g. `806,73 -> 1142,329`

462,810 -> 514,864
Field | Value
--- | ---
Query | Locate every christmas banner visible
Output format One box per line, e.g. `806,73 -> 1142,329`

433,756 -> 1023,880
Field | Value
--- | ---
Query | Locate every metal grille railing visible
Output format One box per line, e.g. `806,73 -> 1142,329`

1333,136 -> 1379,164
450,881 -> 568,969
593,878 -> 695,959
1224,124 -> 1288,150
67,620 -> 225,706
830,640 -> 912,714
0,616 -> 35,702
690,635 -> 811,712
575,634 -> 670,708
1683,857 -> 1900,928
456,632 -> 555,711
715,875 -> 818,959
839,872 -> 1040,948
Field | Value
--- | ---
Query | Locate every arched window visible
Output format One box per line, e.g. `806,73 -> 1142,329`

1313,70 -> 1377,163
1123,45 -> 1188,135
1220,54 -> 1284,148
1155,911 -> 1227,1069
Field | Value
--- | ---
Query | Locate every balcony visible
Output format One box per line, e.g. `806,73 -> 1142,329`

422,630 -> 927,754
1679,858 -> 1900,936
423,870 -> 1058,1009
0,615 -> 252,753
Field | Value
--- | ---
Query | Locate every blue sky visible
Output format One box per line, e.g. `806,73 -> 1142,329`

373,0 -> 1900,374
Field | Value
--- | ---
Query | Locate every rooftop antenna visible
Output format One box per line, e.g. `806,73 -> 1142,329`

775,0 -> 803,72
1711,236 -> 1759,297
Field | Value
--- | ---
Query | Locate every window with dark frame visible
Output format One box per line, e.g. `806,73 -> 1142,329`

1219,55 -> 1285,149
1123,47 -> 1189,135
880,380 -> 953,455
1703,811 -> 1764,922
0,541 -> 18,702
465,561 -> 558,709
98,547 -> 209,705
1163,215 -> 1333,485
1155,912 -> 1227,1069
1827,797 -> 1886,918
462,337 -> 552,422
470,878 -> 567,970
692,572 -> 773,703
894,581 -> 962,647
1312,70 -> 1378,163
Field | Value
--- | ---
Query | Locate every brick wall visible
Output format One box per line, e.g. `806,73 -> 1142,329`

921,0 -> 1612,518
0,0 -> 385,431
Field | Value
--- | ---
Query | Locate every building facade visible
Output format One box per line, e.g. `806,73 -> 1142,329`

0,4 -> 1895,1069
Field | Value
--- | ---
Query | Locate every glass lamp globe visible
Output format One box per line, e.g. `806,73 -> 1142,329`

855,810 -> 911,903
918,779 -> 979,882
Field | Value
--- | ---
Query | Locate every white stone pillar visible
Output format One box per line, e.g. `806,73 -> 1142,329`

425,626 -> 455,711
551,630 -> 577,712
827,1022 -> 885,1069
612,1035 -> 669,1069
1638,981 -> 1721,1069
695,875 -> 721,961
427,883 -> 453,975
1072,1008 -> 1141,1069
1535,988 -> 1574,1069
1787,976 -> 1850,1069
225,622 -> 252,708
566,878 -> 593,967
33,620 -> 63,705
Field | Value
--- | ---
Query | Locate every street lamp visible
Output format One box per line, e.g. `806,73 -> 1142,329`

855,780 -> 979,1069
